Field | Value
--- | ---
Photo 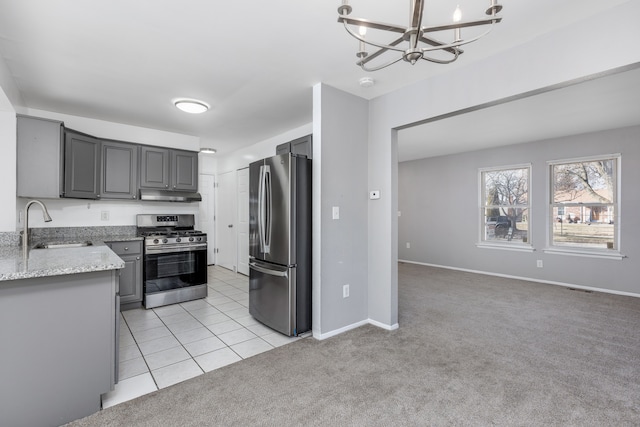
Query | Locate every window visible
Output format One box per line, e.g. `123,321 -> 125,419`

480,165 -> 531,245
549,154 -> 619,252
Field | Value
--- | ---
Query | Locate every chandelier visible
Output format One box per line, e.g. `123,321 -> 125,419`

337,0 -> 503,71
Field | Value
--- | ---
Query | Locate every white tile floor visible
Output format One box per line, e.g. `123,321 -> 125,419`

102,265 -> 300,408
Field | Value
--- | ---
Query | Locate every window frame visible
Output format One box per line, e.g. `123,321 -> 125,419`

545,153 -> 622,260
477,163 -> 533,252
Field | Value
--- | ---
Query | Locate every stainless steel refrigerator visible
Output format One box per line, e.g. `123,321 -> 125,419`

249,153 -> 311,336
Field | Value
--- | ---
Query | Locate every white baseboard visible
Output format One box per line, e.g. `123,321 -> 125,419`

368,318 -> 399,331
398,259 -> 640,299
313,318 -> 399,340
313,319 -> 368,340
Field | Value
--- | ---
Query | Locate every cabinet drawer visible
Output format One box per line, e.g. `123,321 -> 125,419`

107,240 -> 142,255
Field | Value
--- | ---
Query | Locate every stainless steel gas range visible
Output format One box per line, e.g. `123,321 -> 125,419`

137,214 -> 208,309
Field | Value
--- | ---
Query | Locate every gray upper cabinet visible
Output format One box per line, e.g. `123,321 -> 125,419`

140,147 -> 198,192
64,130 -> 101,199
17,115 -> 65,198
102,140 -> 138,200
275,134 -> 312,159
17,114 -> 198,201
139,146 -> 170,189
172,150 -> 198,191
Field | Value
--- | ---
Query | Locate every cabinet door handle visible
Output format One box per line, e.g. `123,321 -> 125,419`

136,256 -> 140,260
124,247 -> 129,251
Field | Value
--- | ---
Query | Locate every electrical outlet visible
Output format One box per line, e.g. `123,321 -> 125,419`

406,242 -> 411,249
101,211 -> 110,221
343,284 -> 350,298
537,260 -> 543,268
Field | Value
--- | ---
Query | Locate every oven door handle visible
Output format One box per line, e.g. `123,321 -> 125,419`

145,244 -> 207,254
249,262 -> 288,278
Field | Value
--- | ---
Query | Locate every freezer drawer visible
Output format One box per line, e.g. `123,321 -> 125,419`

249,261 -> 296,336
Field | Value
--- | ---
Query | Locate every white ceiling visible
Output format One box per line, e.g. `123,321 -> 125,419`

0,0 -> 633,155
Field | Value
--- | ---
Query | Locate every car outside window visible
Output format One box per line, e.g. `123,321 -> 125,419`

480,165 -> 531,245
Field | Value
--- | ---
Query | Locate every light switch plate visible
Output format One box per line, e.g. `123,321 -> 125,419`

332,206 -> 340,220
369,190 -> 380,200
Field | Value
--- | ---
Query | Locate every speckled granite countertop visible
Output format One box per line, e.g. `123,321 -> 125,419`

0,244 -> 125,282
0,232 -> 144,282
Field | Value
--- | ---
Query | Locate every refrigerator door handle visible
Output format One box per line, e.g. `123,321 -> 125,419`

258,165 -> 267,253
264,165 -> 272,253
249,262 -> 288,278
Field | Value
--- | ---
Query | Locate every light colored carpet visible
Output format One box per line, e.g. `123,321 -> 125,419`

68,263 -> 640,426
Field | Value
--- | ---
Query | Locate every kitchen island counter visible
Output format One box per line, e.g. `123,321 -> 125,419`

0,244 -> 125,282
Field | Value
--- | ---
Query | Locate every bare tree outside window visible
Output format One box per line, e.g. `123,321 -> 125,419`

481,166 -> 530,244
550,156 -> 618,250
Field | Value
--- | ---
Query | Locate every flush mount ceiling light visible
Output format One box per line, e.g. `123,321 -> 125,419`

174,99 -> 210,114
199,147 -> 217,154
337,0 -> 503,71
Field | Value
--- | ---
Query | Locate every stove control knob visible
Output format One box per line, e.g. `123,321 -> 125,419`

189,237 -> 194,242
176,238 -> 182,243
153,239 -> 159,244
162,238 -> 168,243
196,237 -> 202,241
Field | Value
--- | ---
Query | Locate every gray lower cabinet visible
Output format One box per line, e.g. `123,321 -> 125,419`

64,129 -> 101,199
0,270 -> 118,427
102,140 -> 138,200
106,240 -> 143,307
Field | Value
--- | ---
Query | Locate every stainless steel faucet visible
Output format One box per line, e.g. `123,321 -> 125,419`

22,199 -> 53,258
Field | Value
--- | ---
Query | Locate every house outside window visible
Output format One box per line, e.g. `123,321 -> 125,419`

479,165 -> 531,246
548,154 -> 620,253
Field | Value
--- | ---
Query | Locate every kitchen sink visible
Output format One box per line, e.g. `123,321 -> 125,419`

33,241 -> 93,249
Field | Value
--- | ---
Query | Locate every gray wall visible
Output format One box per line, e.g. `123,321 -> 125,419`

398,125 -> 640,295
313,84 -> 369,337
367,1 -> 640,329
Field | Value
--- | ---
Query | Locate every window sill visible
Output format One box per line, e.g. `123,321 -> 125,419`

543,247 -> 625,260
476,242 -> 535,253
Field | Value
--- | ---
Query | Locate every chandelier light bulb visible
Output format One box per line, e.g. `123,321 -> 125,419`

453,5 -> 463,41
453,5 -> 462,22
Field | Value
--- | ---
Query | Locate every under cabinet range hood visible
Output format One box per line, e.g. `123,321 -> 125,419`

138,189 -> 202,202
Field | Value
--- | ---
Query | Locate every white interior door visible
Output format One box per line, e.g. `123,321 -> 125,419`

237,167 -> 249,276
198,174 -> 215,265
216,171 -> 237,272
